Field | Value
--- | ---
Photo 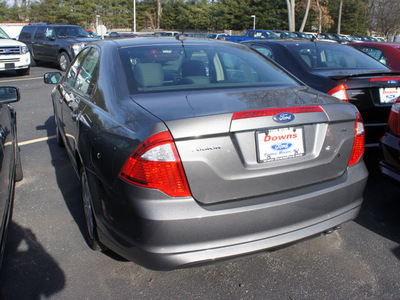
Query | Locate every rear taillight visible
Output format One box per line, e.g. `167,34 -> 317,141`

119,131 -> 191,197
328,84 -> 349,102
348,112 -> 365,166
388,97 -> 400,136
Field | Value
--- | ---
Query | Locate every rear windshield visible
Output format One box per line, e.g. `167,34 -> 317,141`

286,43 -> 390,71
119,43 -> 300,94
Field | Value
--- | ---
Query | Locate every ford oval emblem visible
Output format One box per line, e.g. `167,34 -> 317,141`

271,143 -> 292,150
388,80 -> 398,85
273,112 -> 295,123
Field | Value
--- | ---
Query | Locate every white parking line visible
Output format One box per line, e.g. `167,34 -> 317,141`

19,135 -> 56,146
0,76 -> 42,83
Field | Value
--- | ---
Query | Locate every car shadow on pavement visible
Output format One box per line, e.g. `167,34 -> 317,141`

40,116 -> 87,242
356,148 -> 400,252
0,221 -> 65,299
41,116 -> 127,262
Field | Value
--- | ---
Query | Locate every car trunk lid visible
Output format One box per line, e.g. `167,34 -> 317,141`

133,87 -> 359,204
324,72 -> 400,144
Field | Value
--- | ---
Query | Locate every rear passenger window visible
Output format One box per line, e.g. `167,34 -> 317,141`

65,48 -> 89,88
75,48 -> 100,95
34,27 -> 45,40
251,45 -> 275,60
19,26 -> 35,40
45,28 -> 55,40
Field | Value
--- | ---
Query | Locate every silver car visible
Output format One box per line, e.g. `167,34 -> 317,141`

44,37 -> 368,270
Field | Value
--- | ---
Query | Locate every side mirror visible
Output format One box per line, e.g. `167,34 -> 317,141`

44,72 -> 62,84
0,86 -> 20,104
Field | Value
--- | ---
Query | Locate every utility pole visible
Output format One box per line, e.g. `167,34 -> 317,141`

251,15 -> 256,30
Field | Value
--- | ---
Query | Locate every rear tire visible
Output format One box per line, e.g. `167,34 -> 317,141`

58,52 -> 70,72
15,147 -> 23,182
80,167 -> 103,251
0,186 -> 14,269
54,114 -> 64,147
30,52 -> 37,66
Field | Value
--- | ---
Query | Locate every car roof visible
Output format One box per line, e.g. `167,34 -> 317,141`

102,36 -> 239,48
242,39 -> 338,46
28,23 -> 80,27
350,42 -> 400,48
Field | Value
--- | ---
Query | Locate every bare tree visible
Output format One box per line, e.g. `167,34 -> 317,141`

369,0 -> 400,37
315,0 -> 323,33
286,0 -> 296,31
337,0 -> 343,34
299,0 -> 311,32
157,0 -> 162,29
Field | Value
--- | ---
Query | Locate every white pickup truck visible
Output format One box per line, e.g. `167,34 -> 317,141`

0,27 -> 30,76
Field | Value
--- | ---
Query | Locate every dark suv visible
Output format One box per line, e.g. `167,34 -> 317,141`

19,23 -> 94,71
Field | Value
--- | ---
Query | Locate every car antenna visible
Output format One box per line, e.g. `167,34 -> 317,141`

311,35 -> 317,43
176,32 -> 188,58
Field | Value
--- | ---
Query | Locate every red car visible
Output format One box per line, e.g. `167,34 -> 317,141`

380,96 -> 400,181
350,42 -> 400,71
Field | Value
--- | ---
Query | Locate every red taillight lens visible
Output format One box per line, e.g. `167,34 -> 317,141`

232,106 -> 323,120
328,84 -> 349,102
119,131 -> 191,197
388,97 -> 400,136
348,112 -> 365,166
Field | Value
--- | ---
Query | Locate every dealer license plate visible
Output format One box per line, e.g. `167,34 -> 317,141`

257,127 -> 304,162
379,87 -> 400,104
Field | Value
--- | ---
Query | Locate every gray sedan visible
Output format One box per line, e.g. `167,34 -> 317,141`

44,37 -> 368,270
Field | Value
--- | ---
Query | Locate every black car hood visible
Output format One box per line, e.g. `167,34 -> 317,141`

131,86 -> 343,122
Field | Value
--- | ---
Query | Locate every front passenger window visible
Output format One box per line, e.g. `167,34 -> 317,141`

45,28 -> 55,40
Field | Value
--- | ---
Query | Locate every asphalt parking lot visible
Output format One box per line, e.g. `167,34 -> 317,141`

0,65 -> 399,299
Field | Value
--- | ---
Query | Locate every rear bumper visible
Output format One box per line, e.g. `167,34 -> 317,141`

94,162 -> 368,270
380,132 -> 400,182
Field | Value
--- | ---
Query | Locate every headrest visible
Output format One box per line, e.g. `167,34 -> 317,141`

182,60 -> 207,77
134,63 -> 164,88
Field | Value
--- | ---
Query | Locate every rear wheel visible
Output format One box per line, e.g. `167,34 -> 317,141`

15,147 -> 23,182
80,167 -> 103,251
54,114 -> 64,147
58,52 -> 70,72
0,188 -> 14,269
30,52 -> 37,66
